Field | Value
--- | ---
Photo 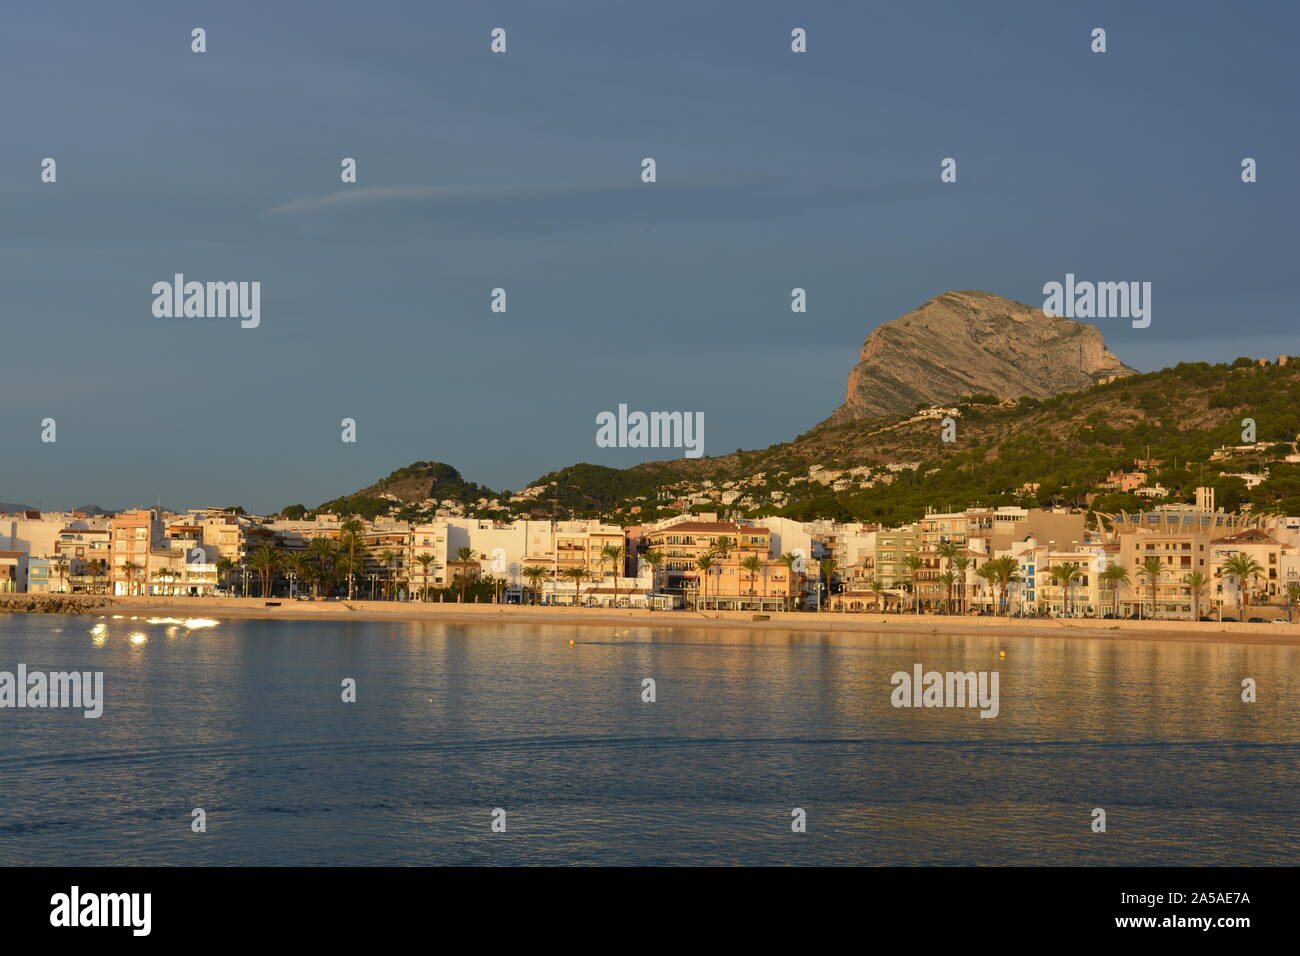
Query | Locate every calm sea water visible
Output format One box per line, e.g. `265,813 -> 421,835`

1,612 -> 1297,866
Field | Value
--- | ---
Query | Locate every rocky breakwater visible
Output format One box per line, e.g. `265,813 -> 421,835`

0,594 -> 113,614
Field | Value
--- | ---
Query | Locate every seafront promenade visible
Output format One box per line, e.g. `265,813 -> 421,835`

8,594 -> 1299,647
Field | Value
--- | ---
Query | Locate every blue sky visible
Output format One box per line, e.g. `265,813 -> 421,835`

2,1 -> 1297,512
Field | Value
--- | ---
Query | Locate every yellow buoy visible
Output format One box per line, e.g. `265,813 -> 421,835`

569,640 -> 576,646
999,650 -> 1006,658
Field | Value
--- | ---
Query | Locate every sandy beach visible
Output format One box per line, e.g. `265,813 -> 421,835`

46,594 -> 1296,647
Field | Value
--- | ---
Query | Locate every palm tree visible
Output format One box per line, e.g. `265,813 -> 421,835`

250,546 -> 282,598
870,577 -> 886,612
938,570 -> 958,614
601,543 -> 625,608
414,553 -> 436,601
975,561 -> 998,613
953,555 -> 972,615
935,541 -> 960,572
1099,564 -> 1128,617
122,560 -> 141,596
216,556 -> 234,594
52,556 -> 70,594
740,554 -> 763,608
819,557 -> 838,611
1139,555 -> 1165,619
307,538 -> 337,597
83,558 -> 101,594
454,547 -> 478,602
284,552 -> 310,598
776,552 -> 797,611
377,554 -> 395,598
522,565 -> 548,605
641,549 -> 665,610
563,566 -> 590,606
1220,553 -> 1264,616
997,557 -> 1022,615
151,567 -> 172,596
711,536 -> 734,560
302,562 -> 321,599
1049,562 -> 1083,617
1286,582 -> 1300,623
901,554 -> 924,613
339,519 -> 367,600
695,555 -> 714,610
1185,571 -> 1209,621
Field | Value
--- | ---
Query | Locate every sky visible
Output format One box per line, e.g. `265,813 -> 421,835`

2,1 -> 1297,513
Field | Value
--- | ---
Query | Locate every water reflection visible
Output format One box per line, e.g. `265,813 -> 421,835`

0,615 -> 1296,865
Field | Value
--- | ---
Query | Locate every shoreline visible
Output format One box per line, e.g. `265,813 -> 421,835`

30,595 -> 1300,647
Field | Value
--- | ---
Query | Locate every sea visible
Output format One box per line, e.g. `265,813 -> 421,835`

1,613 -> 1297,865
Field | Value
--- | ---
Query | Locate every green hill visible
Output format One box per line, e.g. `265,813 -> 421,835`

524,357 -> 1300,526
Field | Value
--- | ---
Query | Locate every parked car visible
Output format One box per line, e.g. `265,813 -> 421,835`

1272,618 -> 1290,624
1222,616 -> 1238,622
1199,616 -> 1215,621
1247,617 -> 1268,623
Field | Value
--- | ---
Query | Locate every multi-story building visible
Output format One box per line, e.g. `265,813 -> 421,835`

0,550 -> 28,593
1210,528 -> 1290,607
644,520 -> 767,583
642,520 -> 795,608
873,524 -> 920,589
109,509 -> 167,595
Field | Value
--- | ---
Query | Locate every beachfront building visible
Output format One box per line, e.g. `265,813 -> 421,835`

0,550 -> 28,593
109,509 -> 166,595
1209,528 -> 1290,608
1011,542 -> 1106,617
143,542 -> 219,597
0,511 -> 111,561
53,526 -> 111,578
404,518 -> 629,604
407,522 -> 450,595
827,584 -> 902,612
1100,506 -> 1276,618
873,524 -> 921,593
1113,528 -> 1214,619
642,520 -> 794,609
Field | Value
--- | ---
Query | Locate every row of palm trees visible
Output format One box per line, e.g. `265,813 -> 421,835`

876,546 -> 1287,619
664,536 -> 813,611
511,543 -> 630,606
213,519 -> 382,599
